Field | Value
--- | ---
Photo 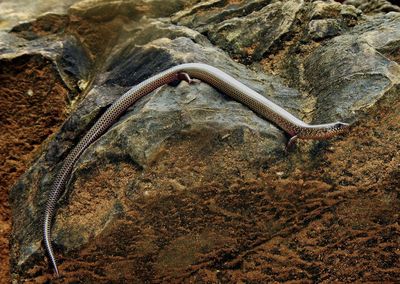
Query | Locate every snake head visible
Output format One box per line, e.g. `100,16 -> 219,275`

299,121 -> 350,140
332,122 -> 350,132
326,121 -> 350,137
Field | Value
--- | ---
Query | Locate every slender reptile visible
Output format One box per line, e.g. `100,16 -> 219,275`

43,63 -> 349,276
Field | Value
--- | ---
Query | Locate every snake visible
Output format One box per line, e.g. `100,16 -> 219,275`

43,63 -> 349,276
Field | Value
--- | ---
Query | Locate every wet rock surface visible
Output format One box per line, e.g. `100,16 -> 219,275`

2,0 -> 400,282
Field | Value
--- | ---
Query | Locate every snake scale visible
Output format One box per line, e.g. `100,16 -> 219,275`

43,63 -> 349,276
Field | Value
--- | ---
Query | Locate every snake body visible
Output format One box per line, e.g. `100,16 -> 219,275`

43,63 -> 349,276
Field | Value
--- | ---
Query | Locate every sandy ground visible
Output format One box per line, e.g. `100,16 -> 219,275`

0,55 -> 69,282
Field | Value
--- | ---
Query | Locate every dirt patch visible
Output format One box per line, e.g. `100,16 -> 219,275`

218,89 -> 399,282
0,54 -> 69,282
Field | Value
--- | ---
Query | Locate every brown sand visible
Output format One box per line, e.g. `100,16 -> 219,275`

0,54 -> 69,282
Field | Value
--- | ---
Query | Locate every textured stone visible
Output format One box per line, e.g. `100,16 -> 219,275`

0,15 -> 91,92
206,0 -> 303,62
308,1 -> 363,34
172,0 -> 274,30
345,0 -> 400,14
303,13 -> 400,122
4,0 -> 400,283
351,12 -> 400,52
69,0 -> 199,20
0,0 -> 78,31
310,1 -> 343,19
308,18 -> 343,40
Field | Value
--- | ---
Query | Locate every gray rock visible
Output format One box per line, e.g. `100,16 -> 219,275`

351,12 -> 400,52
306,1 -> 363,40
9,13 -> 70,40
206,0 -> 303,62
0,14 -> 91,92
0,0 -> 78,32
172,0 -> 275,31
308,19 -> 343,40
69,0 -> 200,20
303,13 -> 400,123
113,17 -> 212,48
344,0 -> 400,14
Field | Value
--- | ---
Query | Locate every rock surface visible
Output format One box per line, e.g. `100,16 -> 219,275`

345,0 -> 400,14
2,0 -> 400,283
